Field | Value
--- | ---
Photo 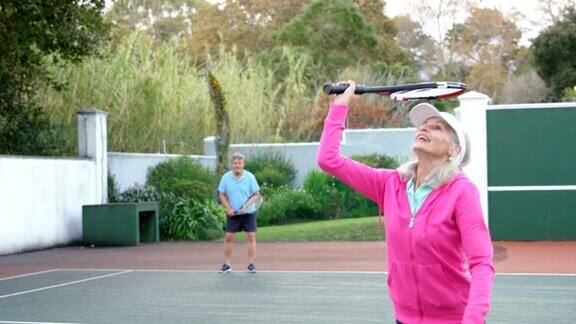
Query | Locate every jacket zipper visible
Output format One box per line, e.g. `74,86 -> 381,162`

407,185 -> 433,323
409,226 -> 424,323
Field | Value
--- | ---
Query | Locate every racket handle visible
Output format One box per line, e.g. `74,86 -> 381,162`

323,83 -> 367,95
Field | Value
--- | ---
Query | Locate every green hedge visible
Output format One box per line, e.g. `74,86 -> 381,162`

257,187 -> 321,226
303,153 -> 398,219
146,156 -> 217,201
244,151 -> 296,187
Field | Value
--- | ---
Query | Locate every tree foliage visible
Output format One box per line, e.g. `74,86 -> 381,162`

409,0 -> 465,80
446,6 -> 522,102
393,15 -> 439,79
274,0 -> 382,82
0,0 -> 109,155
354,0 -> 408,64
184,0 -> 308,60
532,7 -> 576,99
207,71 -> 230,175
106,0 -> 205,43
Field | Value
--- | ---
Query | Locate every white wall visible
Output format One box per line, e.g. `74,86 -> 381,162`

108,152 -> 217,192
228,143 -> 320,187
221,128 -> 417,187
0,156 -> 97,255
0,108 -> 107,255
342,128 -> 416,163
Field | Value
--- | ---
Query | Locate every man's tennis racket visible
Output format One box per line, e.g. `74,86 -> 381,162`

323,82 -> 467,100
233,195 -> 264,215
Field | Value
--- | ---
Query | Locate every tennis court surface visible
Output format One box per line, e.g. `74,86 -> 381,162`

0,241 -> 575,323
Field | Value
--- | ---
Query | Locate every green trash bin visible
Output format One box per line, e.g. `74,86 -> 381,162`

82,202 -> 159,246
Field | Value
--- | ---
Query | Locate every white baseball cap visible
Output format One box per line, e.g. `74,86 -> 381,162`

409,103 -> 467,165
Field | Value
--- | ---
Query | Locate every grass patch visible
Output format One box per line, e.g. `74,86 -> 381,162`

232,216 -> 385,242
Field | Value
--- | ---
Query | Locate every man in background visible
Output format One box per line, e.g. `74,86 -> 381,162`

217,153 -> 260,273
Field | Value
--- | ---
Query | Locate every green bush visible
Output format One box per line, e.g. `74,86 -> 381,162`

146,156 -> 217,201
302,170 -> 344,218
257,188 -> 321,226
108,173 -> 121,203
118,184 -> 160,203
254,167 -> 287,188
258,184 -> 286,199
304,153 -> 398,219
158,193 -> 178,239
244,151 -> 296,187
166,198 -> 226,241
351,153 -> 399,169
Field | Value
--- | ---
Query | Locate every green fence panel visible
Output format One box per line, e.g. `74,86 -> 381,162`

489,190 -> 576,240
487,106 -> 576,186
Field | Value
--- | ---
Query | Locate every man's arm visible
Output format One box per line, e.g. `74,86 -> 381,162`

219,192 -> 234,216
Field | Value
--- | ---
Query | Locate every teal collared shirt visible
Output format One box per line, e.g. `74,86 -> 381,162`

406,178 -> 433,216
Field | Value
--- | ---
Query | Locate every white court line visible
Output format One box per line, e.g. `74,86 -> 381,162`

0,321 -> 83,324
54,268 -> 576,276
0,269 -> 59,282
56,268 -> 388,274
496,272 -> 576,276
0,270 -> 132,300
488,185 -> 576,191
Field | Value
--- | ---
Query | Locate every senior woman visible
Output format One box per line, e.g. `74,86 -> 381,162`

317,80 -> 494,324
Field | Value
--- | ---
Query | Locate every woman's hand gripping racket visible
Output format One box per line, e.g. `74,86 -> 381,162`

234,195 -> 264,215
324,81 -> 467,101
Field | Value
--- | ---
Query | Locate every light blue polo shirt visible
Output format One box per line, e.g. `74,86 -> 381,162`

218,170 -> 260,212
406,178 -> 433,216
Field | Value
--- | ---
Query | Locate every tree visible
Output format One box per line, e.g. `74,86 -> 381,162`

501,69 -> 548,104
0,0 -> 109,155
206,71 -> 230,175
537,0 -> 576,25
445,6 -> 522,101
409,0 -> 467,80
532,7 -> 576,99
106,0 -> 205,43
185,0 -> 308,60
274,0 -> 382,82
355,0 -> 408,64
393,15 -> 440,79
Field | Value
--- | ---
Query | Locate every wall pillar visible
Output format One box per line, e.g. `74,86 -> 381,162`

78,108 -> 108,204
456,91 -> 490,225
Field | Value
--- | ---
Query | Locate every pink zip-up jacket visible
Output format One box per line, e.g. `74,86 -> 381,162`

317,103 -> 494,324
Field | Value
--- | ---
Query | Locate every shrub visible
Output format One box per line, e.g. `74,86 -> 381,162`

118,184 -> 160,203
244,151 -> 296,187
158,193 -> 178,238
304,153 -> 397,219
108,173 -> 120,203
257,188 -> 321,226
258,184 -> 286,199
254,167 -> 286,188
302,170 -> 343,218
146,156 -> 217,201
351,153 -> 399,169
166,198 -> 226,241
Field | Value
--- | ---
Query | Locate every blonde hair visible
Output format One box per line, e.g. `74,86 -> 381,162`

398,132 -> 471,187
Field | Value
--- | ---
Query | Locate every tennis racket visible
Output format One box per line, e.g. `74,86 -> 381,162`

323,82 -> 467,100
234,195 -> 264,215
